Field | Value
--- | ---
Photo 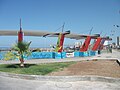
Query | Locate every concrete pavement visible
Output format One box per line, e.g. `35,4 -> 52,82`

0,75 -> 120,90
91,49 -> 120,60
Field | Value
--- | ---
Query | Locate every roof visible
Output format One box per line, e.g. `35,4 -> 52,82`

0,30 -> 110,40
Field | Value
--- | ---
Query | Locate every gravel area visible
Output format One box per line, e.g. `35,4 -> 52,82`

49,60 -> 120,78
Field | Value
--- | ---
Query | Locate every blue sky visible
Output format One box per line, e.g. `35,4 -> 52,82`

0,0 -> 120,47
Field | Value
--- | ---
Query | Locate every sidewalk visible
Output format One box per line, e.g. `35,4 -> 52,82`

0,49 -> 120,64
91,49 -> 120,62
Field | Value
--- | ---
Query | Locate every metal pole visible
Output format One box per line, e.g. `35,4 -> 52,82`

62,22 -> 65,32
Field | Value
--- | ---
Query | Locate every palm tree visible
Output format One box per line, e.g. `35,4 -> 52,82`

13,41 -> 31,67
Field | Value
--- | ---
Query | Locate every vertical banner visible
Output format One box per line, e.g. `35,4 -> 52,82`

92,37 -> 102,51
80,36 -> 91,52
18,19 -> 23,42
18,31 -> 23,42
55,33 -> 65,52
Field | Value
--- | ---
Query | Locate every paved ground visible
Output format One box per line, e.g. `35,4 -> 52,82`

91,49 -> 120,60
0,49 -> 120,90
0,76 -> 120,90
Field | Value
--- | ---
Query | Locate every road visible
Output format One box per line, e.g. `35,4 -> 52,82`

0,76 -> 120,90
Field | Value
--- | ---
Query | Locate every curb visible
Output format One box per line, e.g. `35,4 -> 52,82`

0,72 -> 120,83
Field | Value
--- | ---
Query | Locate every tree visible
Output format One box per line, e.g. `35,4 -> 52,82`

12,41 -> 31,67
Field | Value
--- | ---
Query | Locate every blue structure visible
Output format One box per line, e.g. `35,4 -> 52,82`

0,52 -> 4,60
74,51 -> 96,57
89,51 -> 96,56
74,51 -> 80,57
55,52 -> 62,59
55,52 -> 66,59
61,52 -> 66,58
74,51 -> 88,57
0,51 -> 96,60
28,52 -> 55,59
83,52 -> 89,57
79,52 -> 84,57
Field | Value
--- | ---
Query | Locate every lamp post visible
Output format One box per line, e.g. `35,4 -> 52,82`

113,25 -> 120,46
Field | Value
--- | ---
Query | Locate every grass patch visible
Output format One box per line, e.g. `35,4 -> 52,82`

0,62 -> 75,75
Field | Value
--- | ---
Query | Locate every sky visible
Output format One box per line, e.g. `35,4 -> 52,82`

0,0 -> 120,47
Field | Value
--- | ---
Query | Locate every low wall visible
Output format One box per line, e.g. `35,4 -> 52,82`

74,51 -> 96,57
0,51 -> 96,60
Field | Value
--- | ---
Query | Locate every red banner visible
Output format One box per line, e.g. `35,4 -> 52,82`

92,37 -> 102,51
80,36 -> 91,52
18,31 -> 23,42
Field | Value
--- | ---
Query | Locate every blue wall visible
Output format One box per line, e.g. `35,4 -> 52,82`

0,51 -> 96,60
28,52 -> 55,59
0,52 -> 4,60
74,51 -> 96,57
55,52 -> 66,59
